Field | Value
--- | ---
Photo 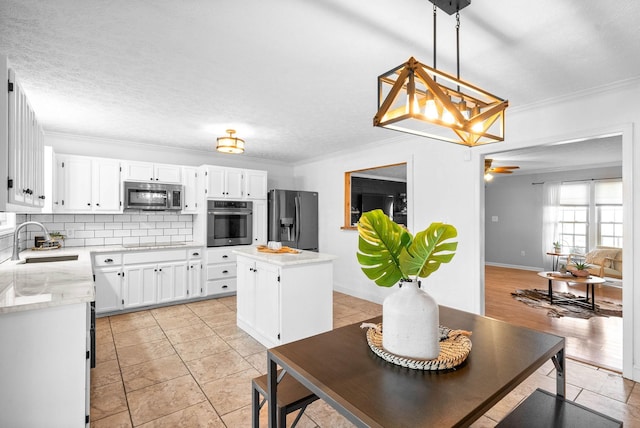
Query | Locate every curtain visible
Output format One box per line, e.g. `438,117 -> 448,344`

542,182 -> 561,270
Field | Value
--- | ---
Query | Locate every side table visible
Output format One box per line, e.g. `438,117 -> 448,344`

546,252 -> 566,271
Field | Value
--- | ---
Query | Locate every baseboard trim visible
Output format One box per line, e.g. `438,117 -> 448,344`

485,262 -> 543,272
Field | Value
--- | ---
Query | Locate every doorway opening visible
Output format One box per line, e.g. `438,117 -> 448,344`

482,135 -> 624,371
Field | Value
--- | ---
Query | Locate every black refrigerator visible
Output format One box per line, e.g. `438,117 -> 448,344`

268,189 -> 319,251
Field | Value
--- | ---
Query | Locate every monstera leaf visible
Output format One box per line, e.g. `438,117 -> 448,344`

357,210 -> 411,287
357,210 -> 457,287
399,222 -> 458,278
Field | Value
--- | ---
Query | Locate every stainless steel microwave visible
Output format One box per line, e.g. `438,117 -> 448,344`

123,181 -> 183,211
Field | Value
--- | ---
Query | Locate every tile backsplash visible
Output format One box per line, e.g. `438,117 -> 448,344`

18,213 -> 194,250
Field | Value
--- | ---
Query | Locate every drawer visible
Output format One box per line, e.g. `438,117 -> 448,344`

188,248 -> 203,259
207,264 -> 237,280
207,248 -> 237,264
123,248 -> 188,264
93,253 -> 122,267
205,279 -> 237,295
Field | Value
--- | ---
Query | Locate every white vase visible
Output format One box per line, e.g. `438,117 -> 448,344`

382,279 -> 440,359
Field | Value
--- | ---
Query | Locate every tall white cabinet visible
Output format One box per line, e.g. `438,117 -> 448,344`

1,60 -> 45,211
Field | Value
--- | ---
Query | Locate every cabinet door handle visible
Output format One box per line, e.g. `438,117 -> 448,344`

159,268 -> 162,272
192,252 -> 199,256
222,255 -> 228,259
105,258 -> 113,263
39,195 -> 45,200
154,268 -> 157,272
87,203 -> 91,206
222,285 -> 228,289
222,270 -> 228,274
96,203 -> 100,207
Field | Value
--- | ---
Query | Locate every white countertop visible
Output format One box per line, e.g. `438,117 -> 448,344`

0,242 -> 203,314
232,247 -> 336,267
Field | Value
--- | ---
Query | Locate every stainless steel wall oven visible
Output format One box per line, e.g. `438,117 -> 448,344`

207,200 -> 253,247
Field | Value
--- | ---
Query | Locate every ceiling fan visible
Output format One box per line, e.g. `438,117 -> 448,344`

484,159 -> 519,181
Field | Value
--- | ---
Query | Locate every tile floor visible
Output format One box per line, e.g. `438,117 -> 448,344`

91,292 -> 640,427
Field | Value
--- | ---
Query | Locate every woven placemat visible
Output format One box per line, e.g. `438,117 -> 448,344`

362,323 -> 472,371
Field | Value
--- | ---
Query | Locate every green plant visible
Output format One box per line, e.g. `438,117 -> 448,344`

356,209 -> 458,287
49,231 -> 66,240
552,241 -> 561,249
572,261 -> 590,271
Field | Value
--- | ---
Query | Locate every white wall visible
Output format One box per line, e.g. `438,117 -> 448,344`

295,78 -> 640,380
45,132 -> 296,191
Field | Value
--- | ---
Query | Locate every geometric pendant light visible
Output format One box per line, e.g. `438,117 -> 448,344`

216,129 -> 245,154
373,1 -> 508,147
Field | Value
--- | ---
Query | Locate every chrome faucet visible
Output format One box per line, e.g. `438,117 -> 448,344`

12,221 -> 52,261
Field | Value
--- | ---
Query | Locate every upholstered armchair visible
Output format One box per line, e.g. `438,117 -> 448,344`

567,246 -> 622,279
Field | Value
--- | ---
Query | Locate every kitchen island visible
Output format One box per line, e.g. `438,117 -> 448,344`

233,247 -> 336,348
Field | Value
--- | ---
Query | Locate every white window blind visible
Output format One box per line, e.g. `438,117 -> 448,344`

559,182 -> 589,205
595,180 -> 622,205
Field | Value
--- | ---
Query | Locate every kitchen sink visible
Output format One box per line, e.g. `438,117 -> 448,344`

24,255 -> 79,263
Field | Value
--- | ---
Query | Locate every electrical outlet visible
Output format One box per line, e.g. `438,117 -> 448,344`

66,229 -> 74,239
491,216 -> 498,222
521,250 -> 526,256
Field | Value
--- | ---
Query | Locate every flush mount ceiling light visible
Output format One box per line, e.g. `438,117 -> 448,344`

373,0 -> 508,147
216,129 -> 245,154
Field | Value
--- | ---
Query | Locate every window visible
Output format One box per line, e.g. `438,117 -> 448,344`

557,179 -> 622,254
0,213 -> 16,234
558,206 -> 588,254
595,180 -> 623,247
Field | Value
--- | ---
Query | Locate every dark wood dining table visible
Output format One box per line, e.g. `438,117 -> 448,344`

267,305 -> 565,427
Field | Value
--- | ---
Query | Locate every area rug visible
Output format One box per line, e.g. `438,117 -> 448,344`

511,289 -> 622,319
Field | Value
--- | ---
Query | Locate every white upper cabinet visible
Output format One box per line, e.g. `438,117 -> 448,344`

204,166 -> 267,200
54,155 -> 121,213
6,67 -> 45,210
122,161 -> 181,183
244,169 -> 268,199
92,158 -> 122,212
181,166 -> 199,213
205,166 -> 243,199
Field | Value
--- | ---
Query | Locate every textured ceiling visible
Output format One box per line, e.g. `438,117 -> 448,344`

1,0 -> 639,163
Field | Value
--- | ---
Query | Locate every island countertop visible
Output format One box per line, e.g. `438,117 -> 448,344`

0,241 -> 203,314
232,246 -> 336,267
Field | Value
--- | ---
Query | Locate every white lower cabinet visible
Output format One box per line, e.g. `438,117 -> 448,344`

157,261 -> 188,304
94,267 -> 123,313
237,259 -> 280,343
0,302 -> 90,426
93,246 -> 205,315
235,252 -> 334,348
187,248 -> 202,298
123,263 -> 158,309
93,253 -> 123,314
204,247 -> 237,296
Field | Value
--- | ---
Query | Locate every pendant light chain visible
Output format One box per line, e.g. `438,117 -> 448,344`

456,11 -> 461,92
433,4 -> 437,80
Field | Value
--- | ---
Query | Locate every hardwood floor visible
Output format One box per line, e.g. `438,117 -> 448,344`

485,265 -> 623,372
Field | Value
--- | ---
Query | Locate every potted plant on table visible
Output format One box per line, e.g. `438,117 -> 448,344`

357,209 -> 458,359
570,261 -> 591,277
552,241 -> 562,253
